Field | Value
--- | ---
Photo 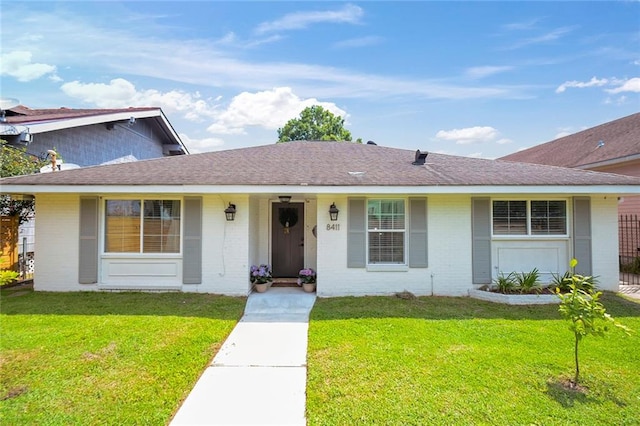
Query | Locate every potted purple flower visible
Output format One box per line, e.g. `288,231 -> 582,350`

297,268 -> 317,293
250,264 -> 272,293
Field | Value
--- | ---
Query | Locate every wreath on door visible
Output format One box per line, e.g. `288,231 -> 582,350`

279,208 -> 298,234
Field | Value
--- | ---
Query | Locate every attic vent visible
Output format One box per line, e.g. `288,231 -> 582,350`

413,150 -> 428,165
597,140 -> 605,148
366,140 -> 377,145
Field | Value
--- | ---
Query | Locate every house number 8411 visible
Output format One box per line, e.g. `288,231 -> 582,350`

326,224 -> 341,231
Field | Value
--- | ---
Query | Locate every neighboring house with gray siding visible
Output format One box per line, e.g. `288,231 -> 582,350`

1,141 -> 638,296
1,105 -> 188,166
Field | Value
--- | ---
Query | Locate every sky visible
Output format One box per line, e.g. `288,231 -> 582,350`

1,1 -> 639,158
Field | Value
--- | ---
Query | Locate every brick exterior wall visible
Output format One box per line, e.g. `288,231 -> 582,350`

29,192 -> 620,296
591,160 -> 640,217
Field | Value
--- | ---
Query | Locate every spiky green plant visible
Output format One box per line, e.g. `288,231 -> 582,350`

493,272 -> 516,293
515,268 -> 541,294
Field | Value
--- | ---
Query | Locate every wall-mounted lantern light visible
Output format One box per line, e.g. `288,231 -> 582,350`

329,203 -> 339,221
279,195 -> 292,203
224,203 -> 236,221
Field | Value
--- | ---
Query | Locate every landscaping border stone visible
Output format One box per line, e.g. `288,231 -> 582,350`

468,289 -> 558,305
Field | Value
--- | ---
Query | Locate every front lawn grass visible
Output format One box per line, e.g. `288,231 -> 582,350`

307,294 -> 640,425
0,289 -> 245,425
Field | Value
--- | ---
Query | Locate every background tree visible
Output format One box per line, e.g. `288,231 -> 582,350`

277,105 -> 353,142
1,140 -> 45,224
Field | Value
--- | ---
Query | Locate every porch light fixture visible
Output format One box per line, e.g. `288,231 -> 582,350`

224,203 -> 236,221
329,203 -> 339,221
279,195 -> 292,203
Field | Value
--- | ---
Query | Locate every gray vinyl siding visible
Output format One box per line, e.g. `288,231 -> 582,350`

78,197 -> 99,284
25,121 -> 165,167
573,197 -> 592,276
408,198 -> 428,268
347,198 -> 366,268
472,198 -> 492,284
183,197 -> 202,284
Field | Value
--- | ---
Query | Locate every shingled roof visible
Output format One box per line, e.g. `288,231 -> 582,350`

500,112 -> 640,168
3,105 -> 160,125
2,141 -> 640,188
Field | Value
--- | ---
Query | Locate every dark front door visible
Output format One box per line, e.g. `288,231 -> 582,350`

272,202 -> 304,277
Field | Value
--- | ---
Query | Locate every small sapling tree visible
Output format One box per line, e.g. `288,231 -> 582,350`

555,259 -> 631,386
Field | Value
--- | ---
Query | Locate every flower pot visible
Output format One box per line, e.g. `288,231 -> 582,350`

254,282 -> 269,293
302,282 -> 316,293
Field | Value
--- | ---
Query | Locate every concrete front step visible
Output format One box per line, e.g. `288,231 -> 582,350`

245,287 -> 317,315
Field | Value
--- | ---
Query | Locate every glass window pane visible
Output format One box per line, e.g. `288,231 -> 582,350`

493,201 -> 526,235
143,200 -> 180,253
367,200 -> 405,264
531,201 -> 566,235
369,231 -> 404,264
105,200 -> 140,252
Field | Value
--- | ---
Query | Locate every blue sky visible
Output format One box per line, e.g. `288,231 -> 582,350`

1,1 -> 638,157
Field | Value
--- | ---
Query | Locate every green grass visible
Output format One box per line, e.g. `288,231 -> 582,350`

0,289 -> 246,425
307,294 -> 640,425
3,288 -> 638,425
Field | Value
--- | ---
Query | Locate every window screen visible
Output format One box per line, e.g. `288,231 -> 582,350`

368,200 -> 405,264
492,201 -> 527,235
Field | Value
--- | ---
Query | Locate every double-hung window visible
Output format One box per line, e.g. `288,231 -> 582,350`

492,200 -> 567,236
367,199 -> 405,264
105,200 -> 181,253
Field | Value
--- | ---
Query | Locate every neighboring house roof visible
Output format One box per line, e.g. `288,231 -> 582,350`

2,141 -> 640,193
1,105 -> 188,155
499,112 -> 640,169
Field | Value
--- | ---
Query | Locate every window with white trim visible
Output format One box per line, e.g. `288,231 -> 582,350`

105,200 -> 181,253
492,200 -> 567,236
367,199 -> 405,264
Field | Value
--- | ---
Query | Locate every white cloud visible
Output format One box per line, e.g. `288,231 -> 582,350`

435,126 -> 499,145
554,131 -> 572,139
503,19 -> 540,31
556,76 -> 608,93
496,138 -> 512,145
255,4 -> 363,34
554,128 -> 573,139
506,26 -> 575,50
0,8 -> 525,102
0,51 -> 57,82
606,77 -> 640,94
60,78 -> 219,120
206,87 -> 347,135
465,66 -> 514,79
555,76 -> 640,95
179,133 -> 225,154
334,36 -> 383,49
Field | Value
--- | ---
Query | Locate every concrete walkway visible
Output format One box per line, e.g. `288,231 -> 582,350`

619,284 -> 640,301
170,287 -> 317,425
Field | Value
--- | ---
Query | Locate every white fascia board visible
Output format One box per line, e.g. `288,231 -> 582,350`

157,110 -> 188,154
3,184 -> 639,196
26,110 -> 161,134
576,153 -> 640,170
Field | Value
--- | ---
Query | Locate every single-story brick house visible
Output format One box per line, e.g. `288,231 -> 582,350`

2,141 -> 639,296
